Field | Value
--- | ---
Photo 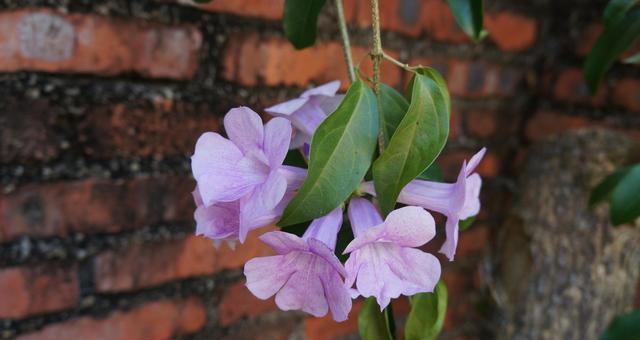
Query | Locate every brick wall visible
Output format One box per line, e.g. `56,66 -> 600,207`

0,0 -> 638,339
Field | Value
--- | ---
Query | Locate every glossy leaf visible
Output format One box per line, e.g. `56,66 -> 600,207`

279,80 -> 379,226
610,164 -> 640,225
459,215 -> 476,231
418,164 -> 444,182
589,166 -> 632,206
623,52 -> 640,64
283,0 -> 326,49
603,0 -> 639,25
584,8 -> 640,93
405,282 -> 448,340
378,83 -> 409,147
446,0 -> 488,42
359,298 -> 393,340
600,309 -> 640,340
373,71 -> 450,215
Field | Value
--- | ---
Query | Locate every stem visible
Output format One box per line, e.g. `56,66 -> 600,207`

335,0 -> 356,83
370,0 -> 383,94
383,52 -> 416,72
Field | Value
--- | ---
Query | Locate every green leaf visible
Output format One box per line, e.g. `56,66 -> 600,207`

623,52 -> 640,64
418,164 -> 444,182
600,309 -> 640,340
584,8 -> 640,93
610,164 -> 640,225
359,298 -> 394,340
279,80 -> 379,226
589,166 -> 632,206
459,215 -> 476,231
283,0 -> 326,49
373,71 -> 450,215
604,0 -> 639,26
378,83 -> 410,147
446,0 -> 488,42
405,282 -> 448,340
283,149 -> 308,168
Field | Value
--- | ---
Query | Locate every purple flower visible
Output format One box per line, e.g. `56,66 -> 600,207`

191,107 -> 307,244
360,148 -> 486,261
344,198 -> 441,309
265,81 -> 343,149
244,207 -> 352,321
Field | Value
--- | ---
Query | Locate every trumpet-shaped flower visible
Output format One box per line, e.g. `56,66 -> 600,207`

191,107 -> 306,243
360,148 -> 485,261
244,207 -> 352,321
265,81 -> 343,149
344,198 -> 441,310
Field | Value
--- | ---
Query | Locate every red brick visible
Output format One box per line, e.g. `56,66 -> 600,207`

82,102 -> 220,158
182,0 -> 284,20
0,9 -> 201,79
484,12 -> 538,51
223,33 -> 401,89
525,111 -> 590,141
344,0 -> 469,42
0,263 -> 78,319
612,78 -> 640,112
553,68 -> 606,106
16,298 -> 205,340
456,224 -> 489,258
304,300 -> 361,340
94,230 -> 274,292
465,110 -> 498,138
410,58 -> 522,99
218,281 -> 277,326
0,176 -> 193,243
576,23 -> 603,57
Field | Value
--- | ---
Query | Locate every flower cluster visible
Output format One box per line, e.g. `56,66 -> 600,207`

191,81 -> 485,322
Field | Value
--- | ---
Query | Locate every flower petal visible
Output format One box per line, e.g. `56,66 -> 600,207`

263,117 -> 292,167
194,200 -> 239,241
308,238 -> 346,277
300,80 -> 341,98
192,132 -> 264,205
439,215 -> 460,261
239,172 -> 288,242
320,269 -> 352,322
265,97 -> 309,116
381,206 -> 436,247
353,243 -> 404,309
303,207 -> 343,250
244,255 -> 294,299
391,248 -> 441,296
290,102 -> 327,136
275,253 -> 329,317
259,231 -> 308,255
466,147 -> 486,175
277,165 -> 307,191
223,107 -> 264,155
347,197 -> 383,237
460,173 -> 482,219
315,94 -> 344,115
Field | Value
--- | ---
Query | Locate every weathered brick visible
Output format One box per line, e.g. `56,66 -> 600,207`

612,78 -> 640,112
525,111 -> 589,141
0,263 -> 78,319
218,281 -> 277,326
553,68 -> 606,106
304,300 -> 361,340
82,102 -> 220,158
484,11 -> 538,51
575,23 -> 602,57
16,298 -> 205,340
177,0 -> 284,20
0,9 -> 201,79
0,177 -> 193,243
465,110 -> 498,138
0,99 -> 63,163
94,231 -> 274,292
456,224 -> 489,258
223,33 -> 401,89
411,58 -> 522,99
437,149 -> 499,180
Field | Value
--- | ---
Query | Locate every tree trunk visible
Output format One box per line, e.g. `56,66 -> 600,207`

492,129 -> 640,340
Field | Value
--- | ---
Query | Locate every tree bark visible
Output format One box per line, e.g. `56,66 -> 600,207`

492,129 -> 640,340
